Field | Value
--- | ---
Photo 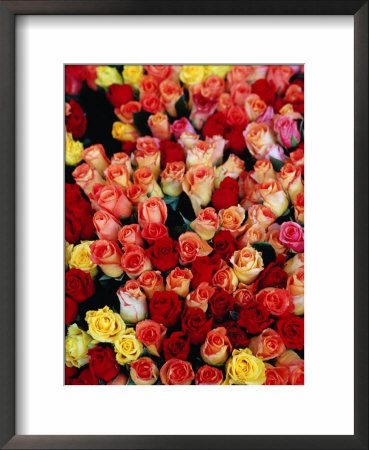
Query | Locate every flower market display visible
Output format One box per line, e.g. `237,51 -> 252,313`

65,65 -> 304,386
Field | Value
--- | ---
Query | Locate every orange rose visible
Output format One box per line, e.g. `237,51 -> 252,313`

237,223 -> 266,248
145,65 -> 173,82
287,267 -> 304,315
265,223 -> 287,255
96,184 -> 132,219
121,279 -> 146,301
219,205 -> 246,238
93,210 -> 121,241
135,319 -> 167,357
245,93 -> 267,121
230,81 -> 251,106
124,184 -> 148,205
276,350 -> 304,385
200,327 -> 232,365
118,224 -> 144,248
233,286 -> 255,310
160,359 -> 195,385
243,122 -> 276,160
185,282 -> 215,312
190,207 -> 219,240
263,363 -> 289,385
294,192 -> 304,225
182,164 -> 215,215
214,153 -> 245,189
289,147 -> 304,171
137,197 -> 167,228
227,66 -> 252,86
105,163 -> 131,188
137,270 -> 164,299
121,244 -> 152,279
134,167 -> 163,198
130,357 -> 159,385
249,328 -> 286,361
217,92 -> 233,112
212,262 -> 239,293
238,170 -> 258,199
90,240 -> 123,278
166,267 -> 193,297
135,137 -> 161,177
114,101 -> 141,124
82,144 -> 110,174
267,65 -> 294,95
202,75 -> 225,99
178,131 -> 199,151
277,163 -> 303,203
139,75 -> 159,98
160,161 -> 185,197
245,204 -> 276,228
177,231 -> 212,265
159,79 -> 183,117
72,163 -> 105,196
252,159 -> 276,183
230,246 -> 264,284
148,112 -> 172,141
258,179 -> 289,217
110,152 -> 132,173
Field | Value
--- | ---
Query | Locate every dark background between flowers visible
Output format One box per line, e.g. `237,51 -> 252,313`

65,65 -> 304,382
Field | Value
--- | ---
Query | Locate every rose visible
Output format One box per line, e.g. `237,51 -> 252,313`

206,135 -> 227,164
114,100 -> 141,124
212,179 -> 239,211
160,161 -> 186,197
230,81 -> 251,106
116,288 -> 148,323
224,126 -> 246,154
277,163 -> 303,203
140,93 -> 165,114
66,201 -> 95,244
209,288 -> 234,322
159,79 -> 183,117
65,213 -> 83,246
134,167 -> 163,197
130,357 -> 159,385
137,270 -> 164,299
135,319 -> 167,357
245,94 -> 267,122
145,65 -> 173,82
124,185 -> 148,205
190,254 -> 221,289
107,373 -> 128,385
214,154 -> 244,189
95,66 -> 122,87
185,282 -> 215,312
233,287 -> 255,311
163,331 -> 190,362
160,359 -> 195,385
121,280 -> 145,301
284,82 -> 304,114
135,138 -> 161,175
186,140 -> 214,168
112,122 -> 139,142
276,314 -> 304,350
176,231 -> 212,265
202,74 -> 225,99
65,99 -> 87,139
160,141 -> 185,168
65,65 -> 85,95
287,267 -> 304,315
141,223 -> 169,245
266,224 -> 288,255
122,65 -> 144,89
190,207 -> 219,240
263,363 -> 289,385
182,164 -> 215,215
179,65 -> 206,86
178,131 -> 199,152
65,182 -> 83,205
65,324 -> 93,368
170,117 -> 196,140
219,204 -> 246,238
93,210 -> 121,241
181,307 -> 213,344
243,122 -> 276,159
276,350 -> 304,385
148,112 -> 171,141
105,163 -> 131,189
121,244 -> 152,279
251,78 -> 276,105
238,301 -> 274,334
252,159 -> 276,184
273,115 -> 301,148
284,252 -> 304,276
237,224 -> 266,248
166,267 -> 193,298
226,65 -> 251,85
195,365 -> 224,385
266,65 -> 294,94
258,180 -> 289,217
200,327 -> 232,365
88,346 -> 120,382
65,365 -> 77,385
137,197 -> 167,228
248,328 -> 286,361
118,224 -> 144,248
89,240 -> 123,278
255,287 -> 293,317
149,291 -> 182,328
213,231 -> 238,262
65,268 -> 95,303
289,146 -> 304,172
85,305 -> 126,343
95,185 -> 132,220
65,132 -> 83,166
223,348 -> 266,385
68,241 -> 98,278
202,111 -> 227,138
279,221 -> 304,252
147,237 -> 179,272
230,246 -> 264,284
212,264 -> 239,293
221,321 -> 250,348
139,75 -> 159,97
226,105 -> 248,128
114,329 -> 143,365
72,163 -> 105,195
72,368 -> 99,385
106,83 -> 133,107
252,255 -> 288,291
294,192 -> 304,225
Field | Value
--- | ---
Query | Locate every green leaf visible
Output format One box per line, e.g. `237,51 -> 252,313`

179,212 -> 192,228
126,377 -> 136,385
252,242 -> 276,267
291,134 -> 299,149
269,156 -> 286,172
98,274 -> 112,282
133,110 -> 152,136
175,95 -> 189,118
163,195 -> 180,211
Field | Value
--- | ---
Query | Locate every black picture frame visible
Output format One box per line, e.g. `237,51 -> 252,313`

0,1 -> 367,449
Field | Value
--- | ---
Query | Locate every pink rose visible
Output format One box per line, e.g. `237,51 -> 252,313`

273,115 -> 301,149
96,185 -> 132,220
93,210 -> 121,241
170,117 -> 196,140
279,221 -> 304,252
189,93 -> 217,130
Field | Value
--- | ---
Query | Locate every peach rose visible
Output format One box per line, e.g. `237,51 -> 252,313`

227,66 -> 252,86
202,75 -> 225,99
116,287 -> 148,323
243,122 -> 276,160
233,286 -> 255,310
219,205 -> 246,238
230,81 -> 251,106
206,135 -> 227,165
186,140 -> 214,168
135,137 -> 161,178
276,350 -> 304,385
200,327 -> 232,365
121,279 -> 146,301
134,166 -> 163,198
159,79 -> 183,117
89,240 -> 123,278
252,159 -> 276,184
96,184 -> 132,219
256,287 -> 294,317
145,65 -> 173,82
212,262 -> 238,293
266,223 -> 288,255
246,204 -> 276,229
289,147 -> 304,172
114,101 -> 141,124
214,153 -> 245,189
148,112 -> 172,141
185,282 -> 215,312
182,164 -> 215,215
237,223 -> 266,248
93,210 -> 121,241
140,93 -> 165,114
139,75 -> 159,97
130,357 -> 159,385
160,161 -> 186,197
258,179 -> 289,217
277,163 -> 303,203
166,267 -> 193,297
177,231 -> 213,265
72,163 -> 105,196
124,184 -> 148,205
160,359 -> 195,385
245,93 -> 267,122
121,244 -> 152,279
217,92 -> 233,112
190,207 -> 219,240
238,170 -> 258,199
294,192 -> 304,225
178,131 -> 199,152
137,197 -> 167,228
230,246 -> 264,284
284,252 -> 304,276
266,65 -> 294,95
249,328 -> 286,361
263,363 -> 289,385
135,319 -> 167,357
82,144 -> 110,174
118,224 -> 144,248
287,267 -> 304,315
137,270 -> 165,299
105,163 -> 131,189
110,152 -> 132,173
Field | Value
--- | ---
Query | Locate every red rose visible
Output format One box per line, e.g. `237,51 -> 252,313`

213,230 -> 238,262
72,368 -> 99,385
195,365 -> 223,385
190,254 -> 221,289
146,237 -> 179,272
219,176 -> 239,194
68,200 -> 96,241
221,320 -> 250,348
106,83 -> 133,107
65,296 -> 78,325
251,79 -> 276,105
202,112 -> 227,138
226,106 -> 249,128
252,254 -> 288,292
65,183 -> 84,206
163,331 -> 190,361
212,186 -> 238,211
65,99 -> 87,139
160,140 -> 185,168
65,65 -> 85,95
121,140 -> 136,155
65,365 -> 77,385
65,268 -> 95,303
224,126 -> 246,154
181,307 -> 213,345
141,223 -> 169,245
88,346 -> 120,382
276,314 -> 304,350
65,211 -> 82,244
209,288 -> 234,322
238,301 -> 274,334
149,291 -> 182,327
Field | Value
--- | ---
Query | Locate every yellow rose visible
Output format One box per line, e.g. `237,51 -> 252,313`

112,121 -> 140,142
179,65 -> 206,86
204,65 -> 232,79
65,324 -> 94,368
114,328 -> 143,365
69,241 -> 98,278
122,65 -> 144,89
223,348 -> 266,385
65,132 -> 83,166
230,246 -> 264,284
95,66 -> 122,88
65,241 -> 74,269
85,305 -> 126,343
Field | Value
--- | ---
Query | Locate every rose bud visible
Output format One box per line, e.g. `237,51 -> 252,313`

105,163 -> 131,189
121,279 -> 146,301
137,270 -> 164,299
258,180 -> 289,218
112,121 -> 140,142
116,288 -> 148,324
287,267 -> 304,315
186,140 -> 214,169
135,319 -> 167,357
222,320 -> 250,348
263,363 -> 289,385
185,282 -> 215,312
160,359 -> 195,385
134,166 -> 163,198
82,144 -> 110,174
177,231 -> 213,265
284,254 -> 304,277
277,163 -> 303,203
118,224 -> 144,248
267,65 -> 294,94
190,207 -> 219,241
163,331 -> 190,362
125,184 -> 148,206
89,240 -> 123,278
200,327 -> 232,366
243,122 -> 276,160
121,244 -> 152,279
189,93 -> 217,130
195,365 -> 224,385
289,146 -> 304,172
294,192 -> 304,225
135,137 -> 161,179
249,328 -> 286,361
252,159 -> 276,184
206,135 -> 227,165
96,184 -> 132,220
107,373 -> 129,385
279,221 -> 304,253
148,112 -> 172,141
212,263 -> 239,293
245,93 -> 267,122
138,197 -> 167,228
149,291 -> 182,328
178,131 -> 199,152
160,161 -> 186,197
233,287 -> 255,311
114,101 -> 141,124
217,92 -> 232,111
219,205 -> 246,239
130,357 -> 159,385
72,163 -> 105,196
170,117 -> 196,140
273,115 -> 301,149
230,246 -> 264,284
213,230 -> 238,262
256,288 -> 294,317
214,153 -> 245,189
166,267 -> 193,298
140,93 -> 165,115
159,79 -> 184,117
141,223 -> 169,245
93,210 -> 121,241
182,164 -> 215,215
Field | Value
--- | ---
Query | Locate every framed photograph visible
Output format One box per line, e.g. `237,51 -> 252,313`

1,1 -> 367,449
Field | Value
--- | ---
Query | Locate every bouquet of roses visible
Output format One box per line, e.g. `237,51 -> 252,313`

65,64 -> 304,386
